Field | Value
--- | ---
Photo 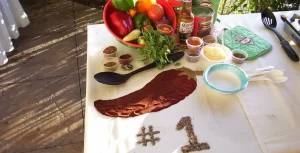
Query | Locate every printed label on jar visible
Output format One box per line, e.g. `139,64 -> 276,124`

179,21 -> 194,43
196,20 -> 212,37
179,22 -> 194,33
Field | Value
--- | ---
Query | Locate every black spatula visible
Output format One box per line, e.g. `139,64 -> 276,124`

261,8 -> 299,62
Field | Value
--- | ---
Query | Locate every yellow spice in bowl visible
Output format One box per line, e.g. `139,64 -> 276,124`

204,46 -> 227,60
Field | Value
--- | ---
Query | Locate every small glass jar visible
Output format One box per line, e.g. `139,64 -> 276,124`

202,35 -> 217,46
103,57 -> 118,72
186,37 -> 203,53
157,24 -> 173,35
185,51 -> 200,63
119,52 -> 133,65
231,49 -> 248,64
103,46 -> 117,57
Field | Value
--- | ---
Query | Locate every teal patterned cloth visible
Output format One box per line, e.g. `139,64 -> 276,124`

217,26 -> 272,60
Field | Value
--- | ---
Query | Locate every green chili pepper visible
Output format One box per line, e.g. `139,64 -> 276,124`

133,14 -> 151,29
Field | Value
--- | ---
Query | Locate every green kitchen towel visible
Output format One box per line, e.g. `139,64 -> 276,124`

217,26 -> 272,60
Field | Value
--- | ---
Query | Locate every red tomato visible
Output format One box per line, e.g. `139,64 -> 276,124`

147,4 -> 164,21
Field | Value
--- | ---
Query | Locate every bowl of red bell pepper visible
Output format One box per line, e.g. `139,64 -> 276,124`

103,0 -> 177,48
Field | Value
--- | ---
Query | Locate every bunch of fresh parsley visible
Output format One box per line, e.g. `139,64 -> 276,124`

138,29 -> 175,69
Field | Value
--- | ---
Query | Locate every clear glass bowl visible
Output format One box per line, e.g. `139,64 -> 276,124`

118,52 -> 133,65
103,57 -> 118,72
186,37 -> 203,53
157,24 -> 173,35
184,51 -> 200,63
231,49 -> 248,64
202,35 -> 217,46
103,46 -> 117,57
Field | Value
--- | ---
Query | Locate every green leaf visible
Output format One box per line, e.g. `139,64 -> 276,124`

138,29 -> 175,69
174,62 -> 181,66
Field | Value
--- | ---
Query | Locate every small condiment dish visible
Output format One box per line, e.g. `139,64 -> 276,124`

103,57 -> 118,72
157,24 -> 173,35
184,51 -> 201,63
202,35 -> 217,45
186,37 -> 203,53
231,49 -> 248,64
119,52 -> 133,65
103,46 -> 117,57
201,43 -> 232,63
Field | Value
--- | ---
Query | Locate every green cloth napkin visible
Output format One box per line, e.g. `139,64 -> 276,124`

217,26 -> 272,60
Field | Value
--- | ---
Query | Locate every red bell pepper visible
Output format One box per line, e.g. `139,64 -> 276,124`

110,11 -> 134,38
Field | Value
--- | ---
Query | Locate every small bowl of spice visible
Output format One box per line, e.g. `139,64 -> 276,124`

119,52 -> 133,65
186,37 -> 203,53
157,24 -> 173,35
103,57 -> 118,72
103,46 -> 117,57
185,51 -> 201,63
202,35 -> 217,46
231,49 -> 248,64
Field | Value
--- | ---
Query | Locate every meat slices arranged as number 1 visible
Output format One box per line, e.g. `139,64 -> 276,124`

94,68 -> 198,118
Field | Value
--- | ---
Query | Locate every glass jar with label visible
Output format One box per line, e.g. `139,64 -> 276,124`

178,0 -> 194,43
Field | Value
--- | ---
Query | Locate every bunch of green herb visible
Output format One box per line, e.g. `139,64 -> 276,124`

138,29 -> 175,69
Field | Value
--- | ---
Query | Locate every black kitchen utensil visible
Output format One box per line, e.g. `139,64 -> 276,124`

94,51 -> 184,85
281,14 -> 300,48
261,8 -> 299,62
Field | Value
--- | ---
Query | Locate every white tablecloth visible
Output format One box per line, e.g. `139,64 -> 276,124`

84,11 -> 300,153
0,0 -> 29,65
219,11 -> 300,153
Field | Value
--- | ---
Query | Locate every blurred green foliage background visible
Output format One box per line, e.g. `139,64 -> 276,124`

79,0 -> 299,15
218,0 -> 300,14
